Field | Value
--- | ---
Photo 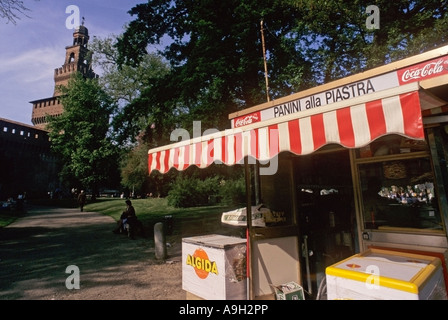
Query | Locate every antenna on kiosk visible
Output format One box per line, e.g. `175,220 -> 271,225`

260,20 -> 270,102
246,19 -> 270,301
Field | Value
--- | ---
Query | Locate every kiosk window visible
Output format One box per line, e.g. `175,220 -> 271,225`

358,157 -> 443,232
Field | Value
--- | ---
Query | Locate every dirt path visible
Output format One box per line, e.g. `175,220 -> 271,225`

0,206 -> 185,300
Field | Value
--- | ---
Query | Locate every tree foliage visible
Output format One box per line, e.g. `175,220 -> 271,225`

116,0 -> 448,143
0,0 -> 36,24
89,35 -> 171,145
47,73 -> 120,199
117,0 -> 313,138
89,35 -> 173,195
120,132 -> 150,195
111,1 -> 447,200
290,0 -> 448,82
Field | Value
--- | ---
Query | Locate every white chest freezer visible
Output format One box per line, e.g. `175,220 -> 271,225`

182,234 -> 247,300
326,248 -> 447,300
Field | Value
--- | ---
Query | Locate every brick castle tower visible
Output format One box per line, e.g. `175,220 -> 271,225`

30,22 -> 97,130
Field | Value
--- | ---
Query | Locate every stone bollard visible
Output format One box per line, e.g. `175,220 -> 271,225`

154,222 -> 167,260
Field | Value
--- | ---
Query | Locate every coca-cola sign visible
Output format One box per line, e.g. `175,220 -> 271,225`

398,57 -> 448,85
234,112 -> 261,128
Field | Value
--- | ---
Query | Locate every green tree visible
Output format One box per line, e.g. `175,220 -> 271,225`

47,73 -> 120,200
115,1 -> 448,201
117,0 -> 448,134
116,0 -> 313,136
289,0 -> 448,82
89,34 -> 172,195
120,132 -> 150,196
89,34 -> 171,145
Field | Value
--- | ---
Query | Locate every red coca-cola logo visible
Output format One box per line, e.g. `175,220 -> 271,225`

234,112 -> 261,128
398,57 -> 448,85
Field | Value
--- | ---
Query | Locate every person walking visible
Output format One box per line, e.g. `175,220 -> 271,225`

78,190 -> 87,212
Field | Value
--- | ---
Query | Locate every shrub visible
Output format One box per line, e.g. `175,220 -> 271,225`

218,176 -> 246,206
167,174 -> 247,208
167,175 -> 221,208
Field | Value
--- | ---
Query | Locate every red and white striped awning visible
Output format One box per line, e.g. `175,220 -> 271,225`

148,83 -> 425,174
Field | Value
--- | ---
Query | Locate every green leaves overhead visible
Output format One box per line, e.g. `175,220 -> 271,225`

117,0 -> 311,131
116,0 -> 447,144
47,73 -> 120,197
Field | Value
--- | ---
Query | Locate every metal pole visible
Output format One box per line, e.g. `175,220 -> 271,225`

303,235 -> 313,295
260,20 -> 270,102
254,20 -> 270,206
254,163 -> 261,205
244,157 -> 253,300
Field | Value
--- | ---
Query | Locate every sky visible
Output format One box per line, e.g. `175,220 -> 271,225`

0,0 -> 146,125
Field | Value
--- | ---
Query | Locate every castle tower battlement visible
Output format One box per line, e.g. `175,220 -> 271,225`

31,23 -> 97,129
53,61 -> 97,95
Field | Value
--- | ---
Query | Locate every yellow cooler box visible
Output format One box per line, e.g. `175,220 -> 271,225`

326,248 -> 447,300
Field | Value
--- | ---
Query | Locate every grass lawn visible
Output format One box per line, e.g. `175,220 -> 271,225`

0,210 -> 26,228
0,197 -> 240,237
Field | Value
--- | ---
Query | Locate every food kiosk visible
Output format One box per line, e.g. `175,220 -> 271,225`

148,45 -> 448,300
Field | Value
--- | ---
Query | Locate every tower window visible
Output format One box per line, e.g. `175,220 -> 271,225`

69,52 -> 75,63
